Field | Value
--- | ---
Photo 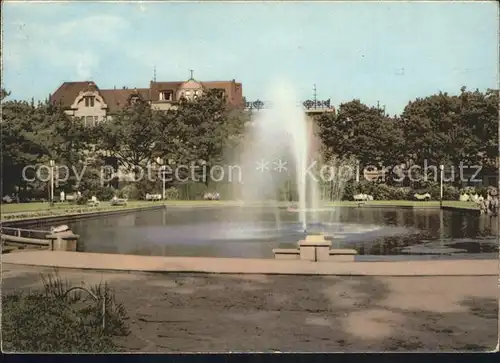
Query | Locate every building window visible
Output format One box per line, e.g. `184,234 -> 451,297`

84,96 -> 95,107
84,116 -> 100,127
130,96 -> 140,105
159,90 -> 173,101
215,89 -> 225,99
192,90 -> 202,100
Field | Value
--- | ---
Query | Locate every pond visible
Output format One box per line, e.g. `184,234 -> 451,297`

29,206 -> 499,260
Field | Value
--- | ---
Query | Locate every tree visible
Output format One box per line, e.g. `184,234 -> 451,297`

316,100 -> 404,168
1,99 -> 47,198
401,89 -> 497,170
459,88 -> 498,165
35,105 -> 93,164
1,88 -> 11,101
97,101 -> 160,179
154,90 -> 246,186
1,96 -> 94,198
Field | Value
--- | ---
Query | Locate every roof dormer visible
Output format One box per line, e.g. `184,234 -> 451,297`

177,78 -> 204,101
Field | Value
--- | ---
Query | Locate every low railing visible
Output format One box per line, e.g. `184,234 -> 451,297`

0,226 -> 51,239
1,234 -> 50,246
0,226 -> 52,248
244,99 -> 335,111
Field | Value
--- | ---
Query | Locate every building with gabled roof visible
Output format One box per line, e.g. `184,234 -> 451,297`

50,77 -> 243,126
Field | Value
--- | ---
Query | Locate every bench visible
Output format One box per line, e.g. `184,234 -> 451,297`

87,200 -> 100,207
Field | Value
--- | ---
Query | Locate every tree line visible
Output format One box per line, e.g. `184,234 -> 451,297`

1,89 -> 248,201
316,87 -> 498,188
1,86 -> 498,201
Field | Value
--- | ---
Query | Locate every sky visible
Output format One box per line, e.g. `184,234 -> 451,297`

2,0 -> 499,114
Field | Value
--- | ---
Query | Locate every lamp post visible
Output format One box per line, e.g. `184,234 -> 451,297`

161,165 -> 166,201
439,164 -> 444,207
49,159 -> 55,207
156,157 -> 166,201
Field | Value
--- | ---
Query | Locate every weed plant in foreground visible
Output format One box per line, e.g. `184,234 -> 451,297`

2,272 -> 130,352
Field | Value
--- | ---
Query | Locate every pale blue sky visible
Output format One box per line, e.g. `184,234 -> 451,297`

2,1 -> 498,114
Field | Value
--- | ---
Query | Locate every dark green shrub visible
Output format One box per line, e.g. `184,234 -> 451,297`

76,190 -> 93,205
164,187 -> 180,200
135,179 -> 162,200
390,186 -> 409,200
370,183 -> 393,200
428,184 -> 441,200
118,183 -> 143,200
462,186 -> 476,195
475,186 -> 489,198
443,185 -> 460,200
342,181 -> 355,200
353,180 -> 372,195
403,187 -> 416,200
96,186 -> 115,201
116,188 -> 127,199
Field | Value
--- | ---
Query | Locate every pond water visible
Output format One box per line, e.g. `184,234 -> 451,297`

30,206 -> 499,260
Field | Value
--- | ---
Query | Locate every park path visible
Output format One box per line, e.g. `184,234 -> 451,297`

2,264 -> 498,352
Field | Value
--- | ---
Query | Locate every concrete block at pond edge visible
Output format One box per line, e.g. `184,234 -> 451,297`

273,236 -> 358,262
298,234 -> 332,261
299,245 -> 317,261
316,245 -> 331,261
45,230 -> 79,252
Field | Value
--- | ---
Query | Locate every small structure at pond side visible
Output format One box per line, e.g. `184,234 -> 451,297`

46,225 -> 79,251
273,234 -> 358,262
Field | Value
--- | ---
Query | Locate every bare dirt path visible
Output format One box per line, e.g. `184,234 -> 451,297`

2,264 -> 498,352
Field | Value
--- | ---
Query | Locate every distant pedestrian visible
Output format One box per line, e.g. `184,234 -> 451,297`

480,199 -> 488,215
489,197 -> 498,216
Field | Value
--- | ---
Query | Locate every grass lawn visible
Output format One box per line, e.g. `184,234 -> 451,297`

326,200 -> 479,209
1,200 -> 164,215
2,199 -> 479,215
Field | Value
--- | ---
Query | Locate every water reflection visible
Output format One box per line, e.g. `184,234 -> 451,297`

26,206 -> 498,259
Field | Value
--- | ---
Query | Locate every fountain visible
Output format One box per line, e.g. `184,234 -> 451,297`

236,81 -> 323,232
227,80 -> 360,261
